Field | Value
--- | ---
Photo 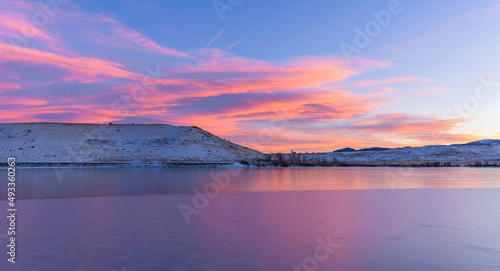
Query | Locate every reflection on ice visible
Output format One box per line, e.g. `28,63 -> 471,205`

3,167 -> 500,199
0,187 -> 499,270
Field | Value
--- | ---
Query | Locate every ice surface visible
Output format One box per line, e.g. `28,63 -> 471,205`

1,189 -> 500,270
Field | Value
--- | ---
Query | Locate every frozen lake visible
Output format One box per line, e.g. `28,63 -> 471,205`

1,167 -> 500,270
3,167 -> 500,199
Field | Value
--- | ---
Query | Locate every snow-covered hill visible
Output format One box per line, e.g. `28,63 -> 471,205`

0,123 -> 264,164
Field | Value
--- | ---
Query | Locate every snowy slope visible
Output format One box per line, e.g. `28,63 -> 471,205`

288,139 -> 500,166
0,123 -> 264,164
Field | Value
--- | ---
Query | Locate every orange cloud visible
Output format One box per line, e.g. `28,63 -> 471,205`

134,52 -> 390,104
0,97 -> 48,106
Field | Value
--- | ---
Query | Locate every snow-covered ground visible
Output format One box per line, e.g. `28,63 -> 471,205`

282,139 -> 500,166
0,123 -> 264,164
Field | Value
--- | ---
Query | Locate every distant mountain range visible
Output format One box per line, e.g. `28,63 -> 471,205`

279,139 -> 500,166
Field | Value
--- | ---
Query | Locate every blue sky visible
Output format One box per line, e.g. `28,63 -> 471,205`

1,0 -> 499,151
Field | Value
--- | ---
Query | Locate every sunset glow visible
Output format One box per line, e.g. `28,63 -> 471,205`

1,0 -> 499,152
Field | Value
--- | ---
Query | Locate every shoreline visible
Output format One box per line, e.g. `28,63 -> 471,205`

0,162 -> 238,169
1,162 -> 499,168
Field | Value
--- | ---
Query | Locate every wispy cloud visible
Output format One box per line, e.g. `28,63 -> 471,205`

0,43 -> 140,83
93,15 -> 192,58
0,9 -> 65,52
383,3 -> 500,55
205,27 -> 225,49
0,82 -> 21,92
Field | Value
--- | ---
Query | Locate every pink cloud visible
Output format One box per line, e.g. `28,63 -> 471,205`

0,0 -> 191,58
0,97 -> 48,106
351,113 -> 464,133
0,43 -> 141,83
0,9 -> 64,52
93,15 -> 192,58
0,82 -> 21,92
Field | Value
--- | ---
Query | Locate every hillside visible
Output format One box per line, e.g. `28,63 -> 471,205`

277,139 -> 500,166
0,123 -> 264,164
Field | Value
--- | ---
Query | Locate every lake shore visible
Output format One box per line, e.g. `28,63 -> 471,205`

1,162 -> 499,168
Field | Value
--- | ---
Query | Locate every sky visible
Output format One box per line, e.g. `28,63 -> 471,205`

1,0 -> 500,152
